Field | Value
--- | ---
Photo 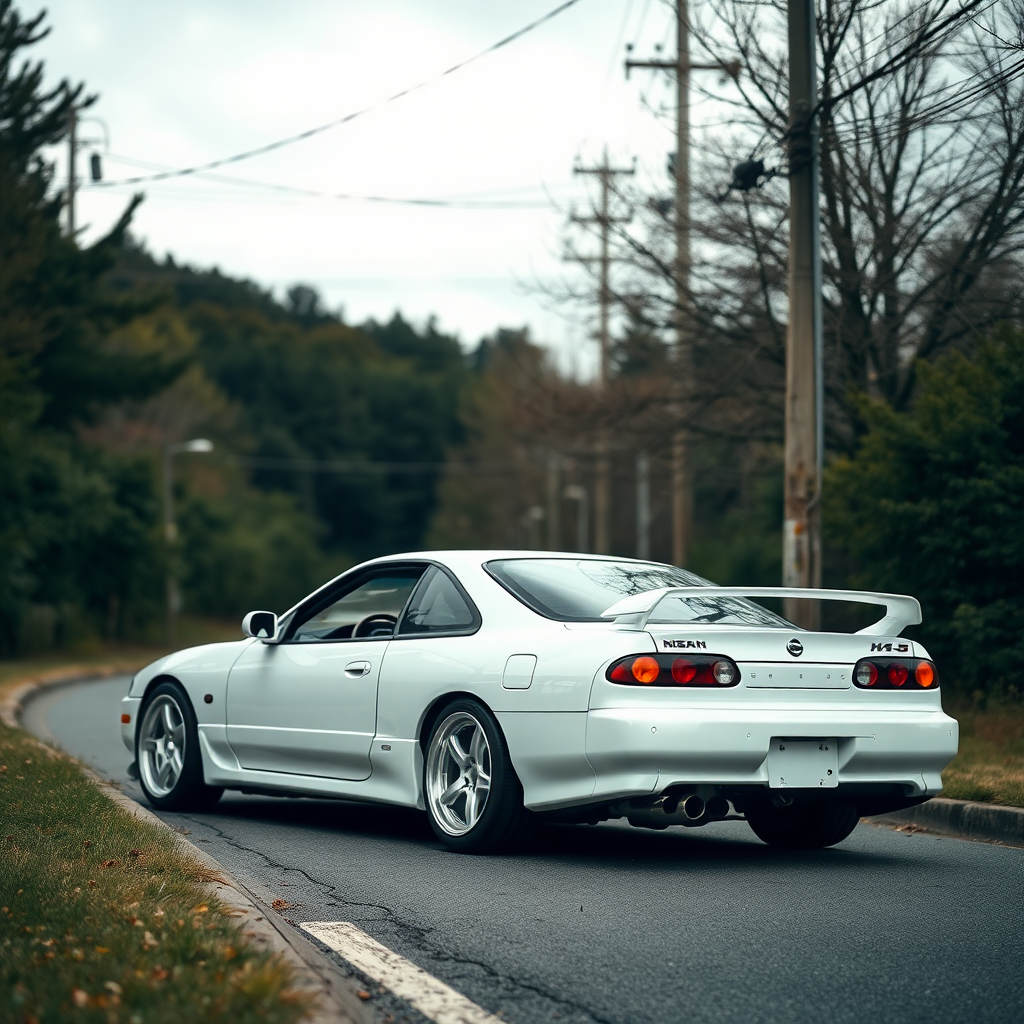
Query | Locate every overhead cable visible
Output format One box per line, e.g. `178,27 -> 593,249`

94,0 -> 585,188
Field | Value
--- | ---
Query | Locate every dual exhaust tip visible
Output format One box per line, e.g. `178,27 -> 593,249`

662,793 -> 730,823
627,791 -> 731,830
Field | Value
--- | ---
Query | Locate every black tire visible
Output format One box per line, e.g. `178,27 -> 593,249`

423,698 -> 535,854
136,681 -> 223,811
746,799 -> 859,849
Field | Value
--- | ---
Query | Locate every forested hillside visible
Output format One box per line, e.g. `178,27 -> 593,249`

0,1 -> 478,652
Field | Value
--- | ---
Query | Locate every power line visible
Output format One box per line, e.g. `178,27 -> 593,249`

87,154 -> 582,210
222,455 -> 524,475
93,0 -> 586,189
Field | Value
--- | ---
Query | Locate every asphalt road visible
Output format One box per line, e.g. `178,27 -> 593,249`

23,676 -> 1024,1024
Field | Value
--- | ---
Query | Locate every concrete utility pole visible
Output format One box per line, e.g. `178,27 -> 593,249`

546,451 -> 562,550
626,2 -> 739,569
66,105 -> 77,236
570,148 -> 634,554
635,451 -> 651,560
782,0 -> 824,629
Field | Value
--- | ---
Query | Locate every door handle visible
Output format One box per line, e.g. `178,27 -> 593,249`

344,661 -> 371,678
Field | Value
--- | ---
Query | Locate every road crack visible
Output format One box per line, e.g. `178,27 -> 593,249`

171,811 -> 618,1024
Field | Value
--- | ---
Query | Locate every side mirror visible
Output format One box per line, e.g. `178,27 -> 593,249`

242,610 -> 278,642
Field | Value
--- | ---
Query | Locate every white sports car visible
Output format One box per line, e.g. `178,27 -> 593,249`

121,551 -> 959,852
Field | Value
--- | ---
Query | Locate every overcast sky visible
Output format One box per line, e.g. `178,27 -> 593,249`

36,0 -> 698,365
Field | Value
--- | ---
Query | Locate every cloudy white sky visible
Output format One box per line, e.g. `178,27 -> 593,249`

36,0 -> 706,363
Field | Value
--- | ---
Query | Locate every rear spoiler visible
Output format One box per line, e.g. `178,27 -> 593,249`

600,587 -> 922,636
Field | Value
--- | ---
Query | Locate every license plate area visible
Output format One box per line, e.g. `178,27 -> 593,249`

767,738 -> 839,789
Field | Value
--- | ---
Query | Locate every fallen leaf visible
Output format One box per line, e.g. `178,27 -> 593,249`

87,880 -> 97,888
24,759 -> 32,764
142,931 -> 159,950
104,981 -> 122,995
82,840 -> 91,848
357,991 -> 371,1001
128,849 -> 142,859
0,765 -> 7,772
151,967 -> 169,982
153,908 -> 165,918
192,904 -> 209,914
95,946 -> 110,954
101,860 -> 120,869
223,946 -> 237,960
71,989 -> 89,1008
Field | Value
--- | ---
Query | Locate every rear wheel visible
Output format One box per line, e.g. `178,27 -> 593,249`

136,681 -> 223,811
746,799 -> 859,849
424,699 -> 535,854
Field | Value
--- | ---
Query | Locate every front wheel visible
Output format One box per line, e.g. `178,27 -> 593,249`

746,799 -> 859,849
424,699 -> 535,854
136,681 -> 223,811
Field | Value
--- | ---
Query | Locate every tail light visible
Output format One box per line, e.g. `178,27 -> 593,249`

853,657 -> 938,690
607,654 -> 741,687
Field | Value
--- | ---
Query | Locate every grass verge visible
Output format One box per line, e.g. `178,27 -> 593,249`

940,699 -> 1024,808
0,719 -> 310,1024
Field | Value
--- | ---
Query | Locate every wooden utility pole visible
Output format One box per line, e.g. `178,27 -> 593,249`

626,2 -> 739,568
67,105 -> 77,236
782,0 -> 824,628
569,148 -> 634,553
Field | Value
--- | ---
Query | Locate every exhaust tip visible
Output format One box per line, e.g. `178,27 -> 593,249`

680,794 -> 706,820
705,795 -> 730,819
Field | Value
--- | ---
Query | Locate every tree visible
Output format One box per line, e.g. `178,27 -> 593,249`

825,327 -> 1024,692
604,0 -> 1024,453
0,1 -> 172,652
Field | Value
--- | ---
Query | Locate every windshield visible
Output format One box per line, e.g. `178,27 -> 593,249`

485,558 -> 793,627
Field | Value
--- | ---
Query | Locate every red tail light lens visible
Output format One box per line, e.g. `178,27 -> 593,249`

671,659 -> 697,683
853,657 -> 939,690
887,663 -> 909,686
607,654 -> 741,687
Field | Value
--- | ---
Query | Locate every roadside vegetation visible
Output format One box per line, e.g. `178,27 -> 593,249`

940,699 -> 1024,808
0,717 -> 310,1024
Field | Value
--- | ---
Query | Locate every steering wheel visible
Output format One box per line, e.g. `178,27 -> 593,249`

352,613 -> 398,638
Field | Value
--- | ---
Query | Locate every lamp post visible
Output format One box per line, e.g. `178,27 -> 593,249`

163,439 -> 213,645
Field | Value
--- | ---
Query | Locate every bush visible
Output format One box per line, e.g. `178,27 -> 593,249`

826,327 -> 1024,693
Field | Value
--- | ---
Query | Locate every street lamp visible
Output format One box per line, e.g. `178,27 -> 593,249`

163,438 -> 213,645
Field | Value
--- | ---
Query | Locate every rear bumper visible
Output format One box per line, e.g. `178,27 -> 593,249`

585,706 -> 959,802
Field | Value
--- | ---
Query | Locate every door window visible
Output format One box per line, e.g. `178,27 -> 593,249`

290,569 -> 424,642
398,567 -> 480,636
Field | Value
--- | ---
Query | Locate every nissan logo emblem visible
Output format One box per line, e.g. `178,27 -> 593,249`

787,638 -> 804,657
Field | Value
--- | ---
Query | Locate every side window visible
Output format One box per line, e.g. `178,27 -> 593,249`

399,568 -> 479,636
290,570 -> 424,642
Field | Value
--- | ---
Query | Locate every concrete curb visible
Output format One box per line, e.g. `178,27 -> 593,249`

8,666 -> 366,1024
868,797 -> 1024,849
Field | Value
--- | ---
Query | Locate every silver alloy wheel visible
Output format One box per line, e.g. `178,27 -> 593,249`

425,711 -> 493,836
139,694 -> 187,798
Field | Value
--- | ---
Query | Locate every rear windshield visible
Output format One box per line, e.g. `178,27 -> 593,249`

485,558 -> 792,627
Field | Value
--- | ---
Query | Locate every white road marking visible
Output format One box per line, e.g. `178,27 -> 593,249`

300,920 -> 504,1024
